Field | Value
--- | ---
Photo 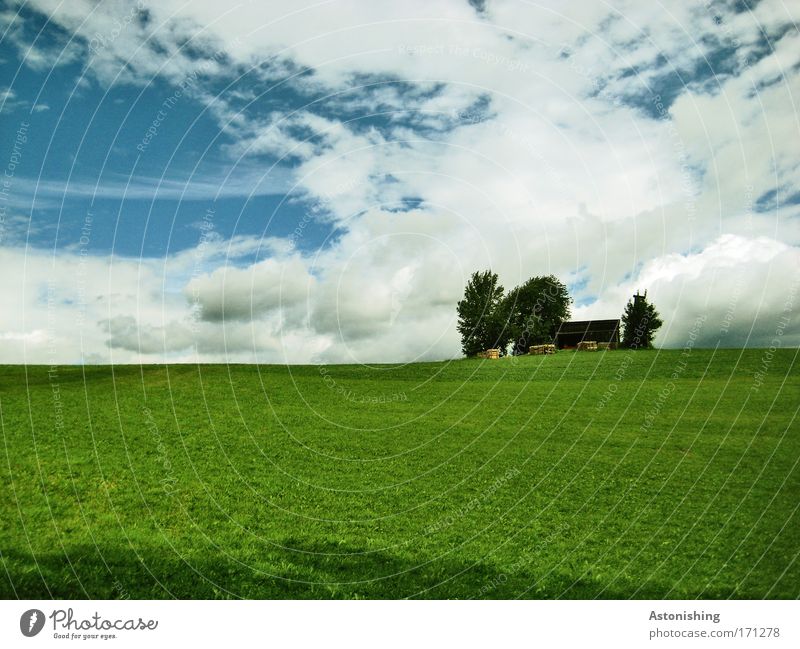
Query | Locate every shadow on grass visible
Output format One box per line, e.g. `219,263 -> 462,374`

0,541 -> 742,600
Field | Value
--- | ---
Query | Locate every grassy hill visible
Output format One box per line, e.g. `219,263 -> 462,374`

1,348 -> 798,599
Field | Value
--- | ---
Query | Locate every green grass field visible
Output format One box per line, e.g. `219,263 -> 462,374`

1,348 -> 798,599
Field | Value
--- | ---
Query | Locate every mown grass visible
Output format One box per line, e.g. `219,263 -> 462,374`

1,348 -> 798,599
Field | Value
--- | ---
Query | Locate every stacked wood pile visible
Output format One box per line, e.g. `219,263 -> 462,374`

597,342 -> 614,351
577,340 -> 598,351
477,348 -> 500,359
529,344 -> 557,355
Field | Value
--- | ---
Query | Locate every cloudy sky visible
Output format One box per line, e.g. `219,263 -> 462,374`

0,0 -> 798,363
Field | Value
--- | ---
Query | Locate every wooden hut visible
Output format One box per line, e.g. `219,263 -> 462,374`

554,319 -> 620,349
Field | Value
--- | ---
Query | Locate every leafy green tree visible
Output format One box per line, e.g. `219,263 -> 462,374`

621,291 -> 663,349
503,275 -> 572,355
457,270 -> 509,356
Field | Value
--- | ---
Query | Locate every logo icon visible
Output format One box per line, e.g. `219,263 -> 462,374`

20,609 -> 45,637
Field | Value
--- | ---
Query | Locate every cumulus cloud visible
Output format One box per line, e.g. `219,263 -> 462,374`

575,234 -> 800,348
2,0 -> 799,363
186,255 -> 314,323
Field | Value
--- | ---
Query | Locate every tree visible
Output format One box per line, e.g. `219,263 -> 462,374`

621,291 -> 663,349
503,275 -> 572,355
457,270 -> 509,356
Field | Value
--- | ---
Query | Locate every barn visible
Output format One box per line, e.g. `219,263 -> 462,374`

554,319 -> 620,349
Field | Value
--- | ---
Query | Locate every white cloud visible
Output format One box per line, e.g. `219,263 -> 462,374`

186,254 -> 314,322
575,234 -> 800,348
3,0 -> 799,362
8,159 -> 294,206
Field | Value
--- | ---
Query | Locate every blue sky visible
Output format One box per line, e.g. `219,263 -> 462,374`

1,0 -> 798,363
1,20 -> 321,259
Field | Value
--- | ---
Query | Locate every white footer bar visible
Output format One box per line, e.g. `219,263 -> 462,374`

2,600 -> 796,648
